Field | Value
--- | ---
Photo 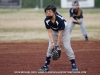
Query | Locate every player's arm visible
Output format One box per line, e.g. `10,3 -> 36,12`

47,29 -> 55,49
57,30 -> 63,45
71,17 -> 78,22
44,19 -> 55,49
69,9 -> 77,22
47,29 -> 54,43
57,20 -> 65,46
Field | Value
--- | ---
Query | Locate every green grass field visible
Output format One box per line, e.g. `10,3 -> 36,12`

0,9 -> 100,42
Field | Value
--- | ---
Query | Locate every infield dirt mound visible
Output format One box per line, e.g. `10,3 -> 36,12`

0,41 -> 100,75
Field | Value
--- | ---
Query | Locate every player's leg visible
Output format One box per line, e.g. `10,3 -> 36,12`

44,31 -> 58,67
38,40 -> 52,72
62,26 -> 78,71
38,31 -> 58,72
44,40 -> 52,67
80,19 -> 88,41
69,21 -> 75,33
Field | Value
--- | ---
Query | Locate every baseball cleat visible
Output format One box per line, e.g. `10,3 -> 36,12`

38,66 -> 49,72
72,64 -> 78,71
72,67 -> 78,71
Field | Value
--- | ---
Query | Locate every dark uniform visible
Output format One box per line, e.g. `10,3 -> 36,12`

69,8 -> 88,41
70,8 -> 83,20
44,14 -> 66,32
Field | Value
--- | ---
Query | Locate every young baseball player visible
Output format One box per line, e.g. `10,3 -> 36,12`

38,5 -> 78,72
69,0 -> 88,41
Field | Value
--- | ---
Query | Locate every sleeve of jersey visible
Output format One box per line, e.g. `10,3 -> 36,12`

69,9 -> 73,17
44,20 -> 50,29
58,20 -> 65,31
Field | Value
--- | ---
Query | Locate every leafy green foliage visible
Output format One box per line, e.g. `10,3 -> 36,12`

22,0 -> 60,8
95,0 -> 100,8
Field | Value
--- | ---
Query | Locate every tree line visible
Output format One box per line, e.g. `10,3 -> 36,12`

22,0 -> 100,8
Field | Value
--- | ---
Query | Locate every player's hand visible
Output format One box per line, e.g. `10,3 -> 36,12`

55,45 -> 62,50
76,19 -> 82,25
52,42 -> 55,49
73,20 -> 78,23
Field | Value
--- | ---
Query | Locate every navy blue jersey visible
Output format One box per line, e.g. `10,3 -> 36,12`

69,8 -> 83,20
44,13 -> 67,32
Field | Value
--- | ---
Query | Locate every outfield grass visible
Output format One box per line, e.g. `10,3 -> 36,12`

0,8 -> 100,14
0,9 -> 100,42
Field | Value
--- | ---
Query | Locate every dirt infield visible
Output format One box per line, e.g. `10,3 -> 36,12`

0,41 -> 100,75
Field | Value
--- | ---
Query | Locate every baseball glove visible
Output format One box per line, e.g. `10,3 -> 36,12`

76,19 -> 81,25
51,45 -> 61,61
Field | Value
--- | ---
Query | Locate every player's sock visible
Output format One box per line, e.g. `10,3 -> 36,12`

70,59 -> 75,64
44,56 -> 51,67
70,59 -> 77,68
85,35 -> 88,38
84,35 -> 88,41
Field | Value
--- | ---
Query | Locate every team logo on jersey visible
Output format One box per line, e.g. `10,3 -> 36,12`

56,21 -> 59,26
57,15 -> 64,20
46,20 -> 50,25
